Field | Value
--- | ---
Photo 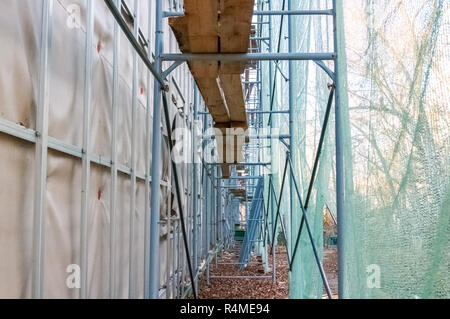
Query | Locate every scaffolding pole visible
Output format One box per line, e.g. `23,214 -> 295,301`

161,53 -> 336,62
32,0 -> 52,299
333,0 -> 345,299
148,0 -> 163,299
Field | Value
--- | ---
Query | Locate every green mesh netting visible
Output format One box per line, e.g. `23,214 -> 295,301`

341,0 -> 450,299
263,0 -> 450,299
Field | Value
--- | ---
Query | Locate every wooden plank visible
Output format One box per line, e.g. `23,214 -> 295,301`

217,0 -> 254,162
169,0 -> 231,124
219,0 -> 255,74
195,76 -> 230,123
218,0 -> 254,137
219,0 -> 255,53
214,123 -> 246,164
169,0 -> 256,172
170,0 -> 219,53
221,164 -> 231,178
219,74 -> 247,125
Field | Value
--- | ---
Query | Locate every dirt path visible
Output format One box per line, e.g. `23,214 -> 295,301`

198,245 -> 289,299
323,247 -> 339,299
197,245 -> 338,299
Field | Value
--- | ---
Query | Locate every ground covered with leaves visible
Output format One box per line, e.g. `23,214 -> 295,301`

198,245 -> 289,299
323,247 -> 339,299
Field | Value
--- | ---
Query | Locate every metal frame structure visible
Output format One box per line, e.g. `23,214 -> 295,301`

0,0 -> 345,299
156,0 -> 344,299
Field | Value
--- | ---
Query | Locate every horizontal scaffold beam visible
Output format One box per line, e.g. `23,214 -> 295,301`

253,10 -> 334,16
164,10 -> 334,18
204,134 -> 291,140
210,275 -> 272,279
219,176 -> 264,180
200,110 -> 289,115
208,162 -> 271,166
247,110 -> 289,114
160,53 -> 336,62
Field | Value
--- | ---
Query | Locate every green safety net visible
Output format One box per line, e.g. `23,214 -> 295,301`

262,0 -> 450,299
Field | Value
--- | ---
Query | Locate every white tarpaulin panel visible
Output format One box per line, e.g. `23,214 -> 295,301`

0,0 -> 193,299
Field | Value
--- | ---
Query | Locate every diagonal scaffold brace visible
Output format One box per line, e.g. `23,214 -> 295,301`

269,171 -> 292,267
291,85 -> 335,267
161,90 -> 198,299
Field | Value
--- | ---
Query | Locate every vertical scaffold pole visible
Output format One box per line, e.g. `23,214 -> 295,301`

149,0 -> 164,299
206,166 -> 211,286
217,169 -> 222,249
143,0 -> 153,299
333,0 -> 345,299
213,166 -> 218,265
128,0 -> 140,299
32,0 -> 52,299
267,0 -> 277,285
110,0 -> 120,299
202,112 -> 209,261
80,0 -> 94,299
192,84 -> 199,295
287,0 -> 294,262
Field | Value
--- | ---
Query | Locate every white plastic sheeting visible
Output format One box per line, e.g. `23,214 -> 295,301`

0,0 -> 192,298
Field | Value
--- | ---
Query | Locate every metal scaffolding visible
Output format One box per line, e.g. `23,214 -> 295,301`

0,0 -> 345,299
